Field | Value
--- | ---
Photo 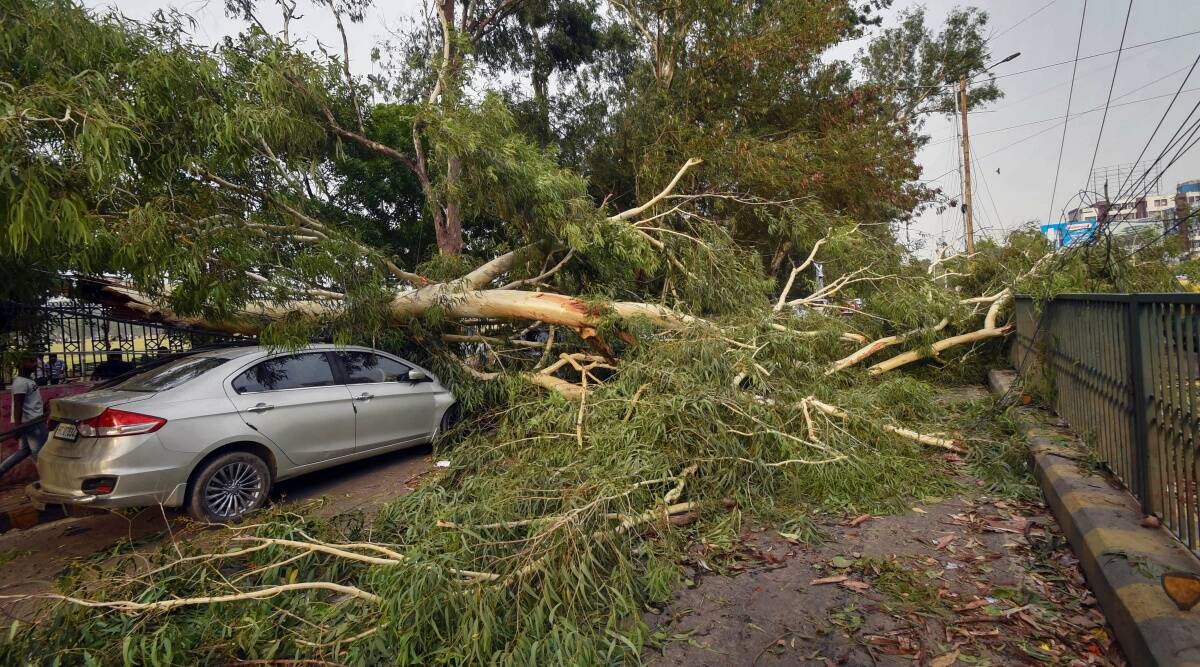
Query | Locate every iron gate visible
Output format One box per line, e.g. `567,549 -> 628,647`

1,299 -> 246,384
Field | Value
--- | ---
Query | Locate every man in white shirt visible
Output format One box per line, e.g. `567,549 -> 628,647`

1,357 -> 49,478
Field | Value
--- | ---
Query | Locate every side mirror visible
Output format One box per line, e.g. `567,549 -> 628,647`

406,369 -> 430,383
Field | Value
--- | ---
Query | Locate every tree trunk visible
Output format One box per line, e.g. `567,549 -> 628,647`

101,281 -> 704,340
441,155 -> 464,255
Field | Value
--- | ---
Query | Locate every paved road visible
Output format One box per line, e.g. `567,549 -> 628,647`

0,445 -> 435,621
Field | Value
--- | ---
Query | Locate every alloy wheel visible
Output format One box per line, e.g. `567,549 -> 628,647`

203,461 -> 264,518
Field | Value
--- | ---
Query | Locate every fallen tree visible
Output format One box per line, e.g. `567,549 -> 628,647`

0,1 -> 1049,664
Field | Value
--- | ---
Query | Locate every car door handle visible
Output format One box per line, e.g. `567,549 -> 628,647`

354,392 -> 374,401
248,402 -> 274,413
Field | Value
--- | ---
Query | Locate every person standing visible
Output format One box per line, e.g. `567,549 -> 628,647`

34,355 -> 48,386
91,352 -> 133,380
0,357 -> 49,478
48,353 -> 65,385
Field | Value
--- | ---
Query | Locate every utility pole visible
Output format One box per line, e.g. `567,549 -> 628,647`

958,76 -> 975,254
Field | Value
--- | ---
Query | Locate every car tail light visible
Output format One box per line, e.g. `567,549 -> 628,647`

78,409 -> 167,437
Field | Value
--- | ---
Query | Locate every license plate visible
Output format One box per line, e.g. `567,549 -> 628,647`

54,423 -> 78,442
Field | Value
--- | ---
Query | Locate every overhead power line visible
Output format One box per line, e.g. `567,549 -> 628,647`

919,85 -> 1200,186
926,86 -> 1200,147
1115,207 -> 1200,264
977,44 -> 1180,115
1045,0 -> 1088,228
1096,47 -> 1200,230
985,0 -> 1059,45
897,29 -> 1200,93
991,30 -> 1200,81
1083,0 -> 1134,183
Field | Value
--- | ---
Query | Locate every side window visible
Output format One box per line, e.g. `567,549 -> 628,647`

231,353 -> 336,393
336,351 -> 410,384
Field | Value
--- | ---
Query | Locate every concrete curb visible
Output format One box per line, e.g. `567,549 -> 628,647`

989,369 -> 1200,667
0,491 -> 104,534
0,504 -> 75,533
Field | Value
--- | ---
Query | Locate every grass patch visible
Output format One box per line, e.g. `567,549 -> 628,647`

0,550 -> 30,567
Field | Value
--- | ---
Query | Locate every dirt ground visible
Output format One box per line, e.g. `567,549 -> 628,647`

645,386 -> 1124,667
0,445 -> 435,621
645,479 -> 1123,667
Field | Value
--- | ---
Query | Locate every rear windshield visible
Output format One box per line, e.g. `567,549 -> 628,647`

115,356 -> 230,392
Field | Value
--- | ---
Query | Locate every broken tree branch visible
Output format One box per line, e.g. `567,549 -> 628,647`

825,318 -> 950,375
461,362 -> 586,401
609,158 -> 703,222
868,290 -> 1013,375
803,397 -> 963,452
499,249 -> 574,290
0,583 -> 382,613
774,236 -> 827,312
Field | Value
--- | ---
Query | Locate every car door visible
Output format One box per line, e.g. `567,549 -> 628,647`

334,351 -> 437,451
225,352 -> 356,466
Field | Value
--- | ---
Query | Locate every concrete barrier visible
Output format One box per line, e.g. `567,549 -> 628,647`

990,369 -> 1200,667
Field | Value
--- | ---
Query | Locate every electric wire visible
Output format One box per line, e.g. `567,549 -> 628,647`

1045,0 -> 1088,231
926,86 -> 1200,147
977,44 -> 1186,116
1083,0 -> 1134,182
1090,57 -> 1200,243
985,0 -> 1058,45
1092,41 -> 1200,223
896,29 -> 1200,93
972,151 -> 1006,236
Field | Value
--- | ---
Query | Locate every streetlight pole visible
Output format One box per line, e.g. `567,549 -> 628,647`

958,52 -> 1019,255
959,75 -> 975,254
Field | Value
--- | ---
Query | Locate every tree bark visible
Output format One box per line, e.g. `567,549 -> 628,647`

441,155 -> 465,255
100,281 -> 704,340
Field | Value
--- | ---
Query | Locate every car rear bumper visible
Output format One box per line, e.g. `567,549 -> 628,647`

25,479 -> 188,510
33,432 -> 192,509
25,481 -> 99,509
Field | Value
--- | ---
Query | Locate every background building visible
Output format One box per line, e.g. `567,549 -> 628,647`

1042,178 -> 1200,257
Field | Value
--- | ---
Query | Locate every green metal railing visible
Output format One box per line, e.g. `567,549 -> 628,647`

1012,294 -> 1199,555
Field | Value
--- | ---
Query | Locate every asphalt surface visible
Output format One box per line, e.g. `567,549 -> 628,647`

0,445 -> 435,621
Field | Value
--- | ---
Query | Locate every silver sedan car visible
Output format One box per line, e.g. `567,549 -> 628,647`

27,345 -> 456,521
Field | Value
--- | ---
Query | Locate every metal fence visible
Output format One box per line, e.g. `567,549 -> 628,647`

1,299 -> 246,385
1012,294 -> 1199,554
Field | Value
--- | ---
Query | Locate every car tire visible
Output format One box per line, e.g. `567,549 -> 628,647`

186,451 -> 271,523
436,403 -> 461,438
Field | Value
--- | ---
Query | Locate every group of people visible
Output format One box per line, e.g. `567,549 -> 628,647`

18,351 -> 142,387
31,353 -> 66,386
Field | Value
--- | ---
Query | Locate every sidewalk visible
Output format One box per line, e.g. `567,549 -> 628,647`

990,370 -> 1200,667
646,385 -> 1124,666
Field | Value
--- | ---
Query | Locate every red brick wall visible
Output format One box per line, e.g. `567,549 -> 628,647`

1,383 -> 95,484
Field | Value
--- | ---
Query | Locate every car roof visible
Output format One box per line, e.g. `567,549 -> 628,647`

192,343 -> 373,359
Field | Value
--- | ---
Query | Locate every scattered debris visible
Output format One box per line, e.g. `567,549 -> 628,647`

648,462 -> 1126,666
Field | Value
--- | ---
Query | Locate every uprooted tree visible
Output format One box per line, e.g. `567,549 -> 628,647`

1,0 -> 1192,664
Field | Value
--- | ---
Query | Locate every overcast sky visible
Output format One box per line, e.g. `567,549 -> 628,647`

84,0 -> 1200,257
